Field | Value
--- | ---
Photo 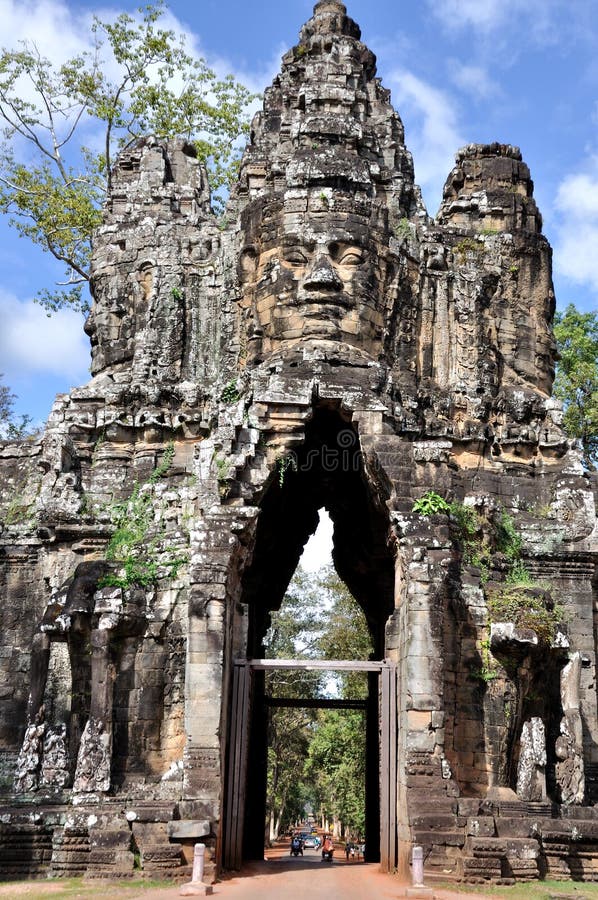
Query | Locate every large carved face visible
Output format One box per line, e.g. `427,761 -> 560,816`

85,263 -> 155,375
239,194 -> 393,362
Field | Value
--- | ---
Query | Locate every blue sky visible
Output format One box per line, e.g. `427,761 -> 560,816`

1,0 -> 598,426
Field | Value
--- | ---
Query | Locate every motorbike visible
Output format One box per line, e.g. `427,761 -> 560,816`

290,837 -> 303,857
321,846 -> 334,862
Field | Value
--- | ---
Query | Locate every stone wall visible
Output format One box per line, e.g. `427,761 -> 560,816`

0,0 -> 596,885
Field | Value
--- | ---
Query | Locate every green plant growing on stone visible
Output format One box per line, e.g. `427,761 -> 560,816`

455,237 -> 484,263
3,493 -> 34,525
215,454 -> 230,483
171,285 -> 183,301
412,490 -> 451,516
449,501 -> 478,541
504,559 -> 534,586
487,584 -> 564,645
276,453 -> 297,487
221,380 -> 241,404
395,217 -> 412,241
470,637 -> 498,683
100,442 -> 187,590
496,509 -> 523,562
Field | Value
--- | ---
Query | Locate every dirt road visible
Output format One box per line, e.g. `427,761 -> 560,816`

130,848 -> 492,900
0,848 -> 494,900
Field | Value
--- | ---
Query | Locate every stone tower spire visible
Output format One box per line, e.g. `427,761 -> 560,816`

232,0 -> 425,365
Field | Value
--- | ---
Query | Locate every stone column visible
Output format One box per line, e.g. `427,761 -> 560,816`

555,652 -> 585,804
516,717 -> 546,801
73,627 -> 115,793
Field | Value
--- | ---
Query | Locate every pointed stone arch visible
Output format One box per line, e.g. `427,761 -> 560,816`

221,399 -> 399,869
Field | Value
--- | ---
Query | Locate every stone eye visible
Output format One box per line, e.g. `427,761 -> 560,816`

283,249 -> 309,266
338,248 -> 364,266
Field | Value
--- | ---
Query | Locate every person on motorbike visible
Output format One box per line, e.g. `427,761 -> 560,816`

321,834 -> 334,860
290,835 -> 303,856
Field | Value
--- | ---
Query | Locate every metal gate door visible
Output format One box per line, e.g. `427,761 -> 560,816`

379,662 -> 398,872
223,661 -> 251,870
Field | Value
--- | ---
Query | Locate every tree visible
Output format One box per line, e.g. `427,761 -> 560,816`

305,709 -> 367,839
0,374 -> 32,439
554,304 -> 598,470
0,0 -> 256,312
263,568 -> 323,842
316,567 -> 372,700
262,564 -> 373,842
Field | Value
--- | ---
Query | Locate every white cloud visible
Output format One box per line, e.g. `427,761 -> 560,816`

426,0 -> 598,52
429,0 -> 510,32
387,69 -> 465,212
553,157 -> 598,295
449,62 -> 499,100
0,0 -> 90,61
427,0 -> 562,37
0,291 -> 89,381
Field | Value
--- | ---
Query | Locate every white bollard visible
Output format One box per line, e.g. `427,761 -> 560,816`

412,845 -> 424,887
192,843 -> 206,883
180,842 -> 212,896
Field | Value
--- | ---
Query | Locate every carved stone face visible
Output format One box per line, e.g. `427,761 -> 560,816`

239,196 -> 393,362
85,263 -> 155,375
85,276 -> 135,374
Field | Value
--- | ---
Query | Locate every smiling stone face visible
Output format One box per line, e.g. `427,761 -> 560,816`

239,194 -> 394,362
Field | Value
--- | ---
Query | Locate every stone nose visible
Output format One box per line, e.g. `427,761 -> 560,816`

302,255 -> 343,291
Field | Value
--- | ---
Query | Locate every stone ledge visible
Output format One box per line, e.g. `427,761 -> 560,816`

168,820 -> 211,840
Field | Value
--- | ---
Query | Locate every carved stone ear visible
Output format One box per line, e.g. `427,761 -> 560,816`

239,246 -> 259,282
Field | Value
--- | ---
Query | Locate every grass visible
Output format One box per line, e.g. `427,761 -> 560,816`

436,879 -> 598,898
0,877 -> 175,899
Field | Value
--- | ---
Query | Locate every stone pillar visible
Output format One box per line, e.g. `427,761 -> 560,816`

26,632 -> 51,723
555,652 -> 585,804
73,628 -> 115,792
516,717 -> 546,801
183,593 -> 227,819
13,632 -> 51,792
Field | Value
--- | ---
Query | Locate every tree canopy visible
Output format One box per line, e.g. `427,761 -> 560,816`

0,374 -> 32,439
554,303 -> 598,470
0,0 -> 256,312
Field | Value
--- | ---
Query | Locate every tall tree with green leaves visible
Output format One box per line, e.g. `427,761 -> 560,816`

305,709 -> 367,839
554,304 -> 598,470
0,0 -> 256,312
262,568 -> 323,842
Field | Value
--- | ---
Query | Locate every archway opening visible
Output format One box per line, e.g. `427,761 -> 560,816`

227,403 -> 396,867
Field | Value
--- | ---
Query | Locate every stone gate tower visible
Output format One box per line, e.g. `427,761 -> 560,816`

1,0 -> 597,885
